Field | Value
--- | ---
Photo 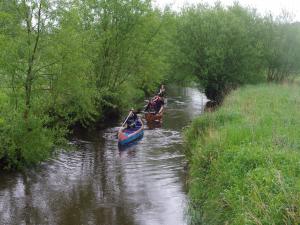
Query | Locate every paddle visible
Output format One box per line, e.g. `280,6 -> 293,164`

121,110 -> 133,127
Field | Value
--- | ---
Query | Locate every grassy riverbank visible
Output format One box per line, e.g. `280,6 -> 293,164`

185,84 -> 300,224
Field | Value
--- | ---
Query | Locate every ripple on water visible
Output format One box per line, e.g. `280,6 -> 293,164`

104,127 -> 182,149
0,86 -> 208,225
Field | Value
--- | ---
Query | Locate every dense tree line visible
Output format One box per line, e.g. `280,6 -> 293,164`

173,3 -> 300,102
0,0 -> 172,168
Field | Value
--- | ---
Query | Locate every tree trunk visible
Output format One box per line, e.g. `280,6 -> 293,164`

23,1 -> 42,120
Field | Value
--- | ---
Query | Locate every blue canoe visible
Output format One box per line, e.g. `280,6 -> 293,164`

118,117 -> 144,145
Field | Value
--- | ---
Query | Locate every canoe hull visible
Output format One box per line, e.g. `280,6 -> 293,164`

118,130 -> 144,145
145,112 -> 163,123
118,118 -> 144,145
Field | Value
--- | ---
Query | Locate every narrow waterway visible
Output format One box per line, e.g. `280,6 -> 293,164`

0,86 -> 208,225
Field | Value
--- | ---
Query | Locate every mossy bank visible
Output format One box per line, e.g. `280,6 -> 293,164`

185,84 -> 300,225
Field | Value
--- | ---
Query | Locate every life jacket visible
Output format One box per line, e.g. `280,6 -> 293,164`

146,97 -> 157,112
152,96 -> 164,113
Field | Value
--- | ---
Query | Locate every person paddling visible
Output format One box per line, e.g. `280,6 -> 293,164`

144,84 -> 166,114
154,93 -> 165,114
145,93 -> 165,114
144,96 -> 158,113
158,84 -> 166,97
124,109 -> 138,129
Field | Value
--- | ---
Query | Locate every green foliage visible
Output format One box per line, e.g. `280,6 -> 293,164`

0,113 -> 53,168
185,84 -> 300,225
0,90 -> 64,168
264,19 -> 300,82
174,3 -> 300,102
57,0 -> 173,115
0,0 -> 172,168
175,4 -> 266,102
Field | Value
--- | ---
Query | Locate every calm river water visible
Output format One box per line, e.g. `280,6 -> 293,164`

0,86 -> 208,225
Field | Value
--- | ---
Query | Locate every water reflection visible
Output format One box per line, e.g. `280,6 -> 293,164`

0,86 -> 208,225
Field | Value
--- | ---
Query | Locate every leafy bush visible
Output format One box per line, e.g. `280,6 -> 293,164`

175,4 -> 267,102
0,0 -> 171,169
0,102 -> 60,169
174,4 -> 300,102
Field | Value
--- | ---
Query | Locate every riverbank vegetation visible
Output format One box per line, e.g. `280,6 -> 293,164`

185,84 -> 300,224
0,0 -> 173,168
1,0 -> 300,171
174,4 -> 300,102
1,1 -> 300,224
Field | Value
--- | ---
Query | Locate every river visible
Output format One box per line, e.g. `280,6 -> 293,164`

0,86 -> 208,225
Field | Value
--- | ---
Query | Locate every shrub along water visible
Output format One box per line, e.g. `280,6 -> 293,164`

173,3 -> 300,102
1,0 -> 300,172
0,0 -> 173,169
185,84 -> 300,225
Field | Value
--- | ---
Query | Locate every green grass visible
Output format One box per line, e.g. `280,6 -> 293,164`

185,84 -> 300,225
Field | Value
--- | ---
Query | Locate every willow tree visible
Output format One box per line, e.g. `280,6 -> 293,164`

0,0 -> 172,168
0,0 -> 98,167
0,0 -> 58,166
75,0 -> 171,112
175,4 -> 267,102
263,17 -> 300,82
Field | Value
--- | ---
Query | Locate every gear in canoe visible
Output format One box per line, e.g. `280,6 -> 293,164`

144,93 -> 165,123
118,110 -> 144,146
